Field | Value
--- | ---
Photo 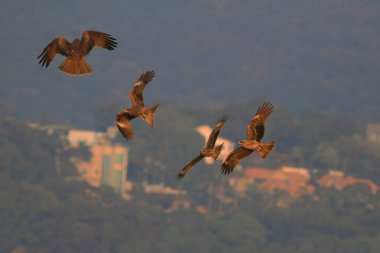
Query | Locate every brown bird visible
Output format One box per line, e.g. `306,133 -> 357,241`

116,70 -> 159,140
221,102 -> 275,175
177,115 -> 228,180
37,30 -> 117,76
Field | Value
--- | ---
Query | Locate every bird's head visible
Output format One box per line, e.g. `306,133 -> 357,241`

71,38 -> 81,48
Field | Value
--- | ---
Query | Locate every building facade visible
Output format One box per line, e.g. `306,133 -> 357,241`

67,128 -> 130,197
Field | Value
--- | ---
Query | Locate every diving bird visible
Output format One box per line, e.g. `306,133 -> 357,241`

116,70 -> 159,140
221,102 -> 275,175
177,115 -> 229,180
37,30 -> 117,76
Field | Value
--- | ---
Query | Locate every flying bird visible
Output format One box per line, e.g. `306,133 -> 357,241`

221,102 -> 275,175
177,115 -> 228,180
116,70 -> 159,140
37,30 -> 117,76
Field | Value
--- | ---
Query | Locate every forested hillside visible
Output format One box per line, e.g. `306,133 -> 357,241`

1,111 -> 380,253
1,0 -> 380,127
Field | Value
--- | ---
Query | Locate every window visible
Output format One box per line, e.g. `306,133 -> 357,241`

102,154 -> 111,185
114,170 -> 123,194
115,154 -> 124,164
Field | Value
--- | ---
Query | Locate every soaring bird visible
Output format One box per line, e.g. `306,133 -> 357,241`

221,102 -> 275,175
177,115 -> 229,180
37,30 -> 117,76
116,70 -> 159,140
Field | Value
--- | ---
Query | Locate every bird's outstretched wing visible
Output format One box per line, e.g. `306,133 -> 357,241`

247,101 -> 274,141
37,37 -> 71,68
220,147 -> 253,175
129,70 -> 156,107
177,154 -> 204,180
205,115 -> 228,149
80,31 -> 117,56
116,112 -> 136,140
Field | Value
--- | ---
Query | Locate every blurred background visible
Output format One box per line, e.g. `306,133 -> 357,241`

1,0 -> 380,252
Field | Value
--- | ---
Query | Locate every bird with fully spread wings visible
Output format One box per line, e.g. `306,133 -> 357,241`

221,102 -> 275,175
177,115 -> 229,180
37,30 -> 117,76
116,70 -> 159,140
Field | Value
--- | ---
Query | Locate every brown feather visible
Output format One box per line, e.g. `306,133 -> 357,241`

205,115 -> 228,149
177,154 -> 204,180
139,104 -> 159,128
239,140 -> 275,158
37,37 -> 70,68
58,58 -> 92,76
247,101 -> 274,141
116,112 -> 136,140
129,70 -> 156,107
221,147 -> 253,175
80,31 -> 117,56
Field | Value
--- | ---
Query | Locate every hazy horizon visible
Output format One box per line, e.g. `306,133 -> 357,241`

1,0 -> 380,127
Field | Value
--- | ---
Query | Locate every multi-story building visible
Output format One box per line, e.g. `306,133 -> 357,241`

67,127 -> 131,197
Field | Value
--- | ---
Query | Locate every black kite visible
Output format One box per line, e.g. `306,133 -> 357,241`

116,70 -> 159,140
177,115 -> 228,179
37,31 -> 117,76
221,102 -> 275,175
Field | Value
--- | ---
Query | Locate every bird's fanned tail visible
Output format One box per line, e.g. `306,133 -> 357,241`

58,58 -> 92,76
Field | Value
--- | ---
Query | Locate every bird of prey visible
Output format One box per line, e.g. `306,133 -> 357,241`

116,70 -> 159,140
177,115 -> 229,180
221,102 -> 275,175
37,30 -> 117,76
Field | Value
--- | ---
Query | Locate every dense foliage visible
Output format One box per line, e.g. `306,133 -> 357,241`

1,110 -> 379,252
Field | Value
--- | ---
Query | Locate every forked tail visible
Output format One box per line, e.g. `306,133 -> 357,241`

59,58 -> 92,76
254,141 -> 275,158
141,104 -> 159,127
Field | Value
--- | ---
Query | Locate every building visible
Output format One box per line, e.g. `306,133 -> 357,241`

243,166 -> 315,197
317,170 -> 378,194
235,166 -> 378,197
366,124 -> 380,142
67,127 -> 131,197
142,181 -> 186,195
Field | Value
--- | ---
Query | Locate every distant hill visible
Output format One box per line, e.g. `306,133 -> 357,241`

1,103 -> 380,253
1,0 -> 380,127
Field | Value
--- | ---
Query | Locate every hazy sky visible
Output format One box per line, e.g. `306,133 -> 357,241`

1,0 -> 379,126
